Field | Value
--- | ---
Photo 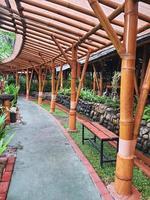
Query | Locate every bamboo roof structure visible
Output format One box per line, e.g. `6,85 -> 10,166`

0,0 -> 150,72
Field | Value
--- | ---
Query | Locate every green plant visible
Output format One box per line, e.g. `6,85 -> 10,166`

0,114 -> 15,155
0,29 -> 15,62
58,88 -> 119,109
142,105 -> 150,122
5,84 -> 20,106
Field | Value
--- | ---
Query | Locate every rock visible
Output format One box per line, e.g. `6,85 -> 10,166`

106,107 -> 114,112
140,127 -> 149,135
99,116 -> 104,124
147,122 -> 150,128
106,113 -> 111,121
142,134 -> 149,139
141,120 -> 147,126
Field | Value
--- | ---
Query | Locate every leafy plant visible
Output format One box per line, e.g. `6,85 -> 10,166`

58,88 -> 119,109
4,84 -> 20,106
142,105 -> 150,122
0,29 -> 15,62
0,114 -> 14,155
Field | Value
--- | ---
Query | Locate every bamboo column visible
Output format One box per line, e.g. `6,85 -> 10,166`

38,67 -> 43,105
15,71 -> 19,87
4,100 -> 11,125
140,46 -> 148,91
50,61 -> 56,112
93,71 -> 96,91
133,59 -> 150,142
60,68 -> 63,89
69,44 -> 77,131
26,69 -> 29,100
76,50 -> 91,104
99,72 -> 103,96
115,0 -> 138,195
77,62 -> 81,80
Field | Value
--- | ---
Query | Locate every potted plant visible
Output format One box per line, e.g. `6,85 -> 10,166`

4,84 -> 20,123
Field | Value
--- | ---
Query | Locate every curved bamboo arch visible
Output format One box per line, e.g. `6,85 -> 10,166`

1,34 -> 23,64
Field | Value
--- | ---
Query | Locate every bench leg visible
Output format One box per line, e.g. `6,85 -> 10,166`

82,124 -> 84,145
100,140 -> 104,167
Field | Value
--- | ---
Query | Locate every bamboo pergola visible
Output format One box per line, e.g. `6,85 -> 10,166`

0,0 -> 150,198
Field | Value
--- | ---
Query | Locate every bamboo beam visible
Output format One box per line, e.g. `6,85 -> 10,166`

76,50 -> 91,105
51,35 -> 71,65
88,0 -> 124,56
69,44 -> 77,131
133,59 -> 150,140
50,61 -> 56,112
114,0 -> 138,196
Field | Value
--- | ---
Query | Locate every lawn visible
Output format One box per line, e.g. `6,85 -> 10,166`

35,101 -> 150,200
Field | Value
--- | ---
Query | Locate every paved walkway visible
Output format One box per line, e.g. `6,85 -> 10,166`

7,98 -> 102,200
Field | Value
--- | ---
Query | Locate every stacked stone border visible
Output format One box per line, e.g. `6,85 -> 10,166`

0,156 -> 16,200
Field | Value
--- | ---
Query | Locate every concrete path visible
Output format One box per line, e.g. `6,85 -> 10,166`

7,98 -> 102,200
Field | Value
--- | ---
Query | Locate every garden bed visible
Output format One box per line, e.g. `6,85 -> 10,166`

0,147 -> 16,199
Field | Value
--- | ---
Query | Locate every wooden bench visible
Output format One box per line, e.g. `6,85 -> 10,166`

80,119 -> 119,166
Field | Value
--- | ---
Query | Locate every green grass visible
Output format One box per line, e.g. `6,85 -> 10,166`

34,101 -> 150,200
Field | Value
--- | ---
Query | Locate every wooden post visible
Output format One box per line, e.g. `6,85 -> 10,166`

115,0 -> 138,196
38,67 -> 43,105
69,44 -> 77,132
26,69 -> 29,100
50,61 -> 56,112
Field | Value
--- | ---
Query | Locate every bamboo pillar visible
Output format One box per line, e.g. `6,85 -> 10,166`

77,62 -> 81,80
50,62 -> 56,112
140,46 -> 148,91
26,69 -> 29,100
93,71 -> 96,91
134,72 -> 139,97
4,100 -> 11,124
133,59 -> 150,141
76,50 -> 91,104
115,0 -> 138,196
99,72 -> 103,96
16,72 -> 19,87
60,69 -> 63,89
69,44 -> 77,131
38,68 -> 43,105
